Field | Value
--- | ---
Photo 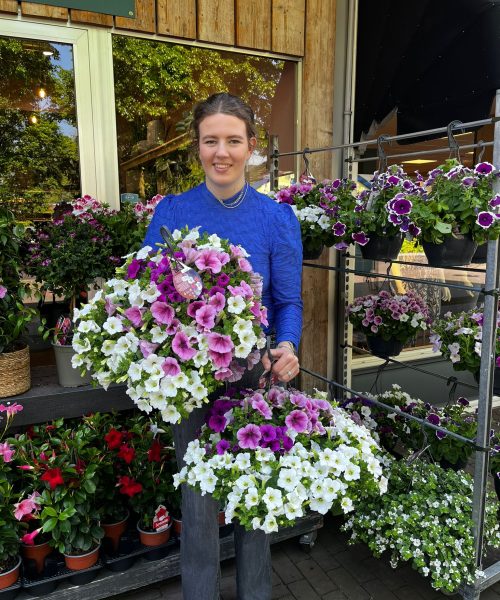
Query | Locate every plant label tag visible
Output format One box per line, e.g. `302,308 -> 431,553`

153,504 -> 171,532
172,268 -> 203,299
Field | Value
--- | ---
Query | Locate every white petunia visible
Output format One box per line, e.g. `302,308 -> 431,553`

161,404 -> 181,424
135,245 -> 152,260
150,326 -> 169,343
103,317 -> 124,335
141,283 -> 161,303
227,296 -> 246,314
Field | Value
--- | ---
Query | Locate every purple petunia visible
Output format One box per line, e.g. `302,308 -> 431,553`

209,414 -> 227,433
285,410 -> 309,433
216,439 -> 231,455
474,162 -> 494,175
333,221 -> 347,237
392,197 -> 412,215
476,211 -> 495,229
427,413 -> 441,426
352,231 -> 370,246
237,424 -> 262,449
259,424 -> 277,442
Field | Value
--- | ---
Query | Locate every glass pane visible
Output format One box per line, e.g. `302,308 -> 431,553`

112,36 -> 296,201
0,36 -> 80,218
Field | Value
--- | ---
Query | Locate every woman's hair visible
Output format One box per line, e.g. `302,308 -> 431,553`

192,93 -> 257,142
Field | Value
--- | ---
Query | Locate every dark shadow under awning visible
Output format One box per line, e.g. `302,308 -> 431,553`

355,0 -> 500,141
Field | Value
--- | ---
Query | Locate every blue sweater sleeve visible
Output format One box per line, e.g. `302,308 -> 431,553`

142,195 -> 175,248
270,204 -> 303,348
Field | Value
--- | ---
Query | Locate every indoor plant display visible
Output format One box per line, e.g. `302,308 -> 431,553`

347,290 -> 431,358
0,206 -> 36,398
274,178 -> 357,258
430,308 -> 500,393
342,459 -> 500,593
411,160 -> 500,266
175,387 -> 388,533
348,165 -> 422,260
72,226 -> 267,423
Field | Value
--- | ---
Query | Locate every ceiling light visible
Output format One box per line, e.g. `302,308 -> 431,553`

402,159 -> 436,165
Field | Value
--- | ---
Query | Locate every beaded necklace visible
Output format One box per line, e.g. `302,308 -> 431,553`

215,182 -> 248,209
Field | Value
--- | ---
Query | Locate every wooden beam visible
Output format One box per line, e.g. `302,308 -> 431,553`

197,0 -> 234,45
21,2 -> 68,20
298,0 -> 336,392
115,0 -> 155,33
236,0 -> 271,50
70,9 -> 113,27
272,0 -> 305,56
0,0 -> 17,14
157,0 -> 196,39
119,133 -> 189,173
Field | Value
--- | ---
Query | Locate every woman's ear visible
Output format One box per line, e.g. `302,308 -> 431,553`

248,137 -> 257,153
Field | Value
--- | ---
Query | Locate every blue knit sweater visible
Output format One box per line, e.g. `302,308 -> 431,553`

143,182 -> 303,348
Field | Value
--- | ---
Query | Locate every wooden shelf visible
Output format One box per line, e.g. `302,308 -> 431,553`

15,514 -> 323,600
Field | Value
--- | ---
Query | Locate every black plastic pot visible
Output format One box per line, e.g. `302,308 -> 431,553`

473,368 -> 500,396
360,234 -> 403,261
422,234 -> 477,267
472,243 -> 487,263
493,473 -> 500,502
438,457 -> 468,471
366,336 -> 404,358
302,244 -> 324,260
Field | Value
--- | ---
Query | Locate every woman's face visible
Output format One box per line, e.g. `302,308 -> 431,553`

198,113 -> 256,198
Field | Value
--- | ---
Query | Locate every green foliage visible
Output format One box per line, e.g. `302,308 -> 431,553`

0,476 -> 23,568
342,459 -> 500,593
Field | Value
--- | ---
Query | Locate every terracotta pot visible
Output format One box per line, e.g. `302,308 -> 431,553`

137,521 -> 171,547
22,540 -> 52,574
218,511 -> 226,526
102,513 -> 129,553
172,517 -> 182,537
0,556 -> 21,590
63,545 -> 100,571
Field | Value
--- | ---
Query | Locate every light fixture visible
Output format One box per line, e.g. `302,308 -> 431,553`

402,159 -> 436,165
29,114 -> 38,124
37,86 -> 46,99
42,50 -> 53,56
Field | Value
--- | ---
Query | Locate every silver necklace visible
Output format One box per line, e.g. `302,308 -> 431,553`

215,182 -> 248,209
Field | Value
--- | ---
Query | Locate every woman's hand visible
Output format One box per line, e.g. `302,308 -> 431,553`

261,343 -> 300,383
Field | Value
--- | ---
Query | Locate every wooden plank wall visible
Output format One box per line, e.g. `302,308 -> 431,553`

0,0 -> 337,391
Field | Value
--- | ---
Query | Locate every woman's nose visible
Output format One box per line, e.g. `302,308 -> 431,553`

214,142 -> 229,156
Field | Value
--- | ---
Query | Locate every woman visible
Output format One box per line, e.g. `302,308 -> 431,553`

143,92 -> 303,600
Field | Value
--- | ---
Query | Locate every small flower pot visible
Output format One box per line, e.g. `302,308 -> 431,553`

360,234 -> 403,261
52,342 -> 92,387
366,335 -> 404,358
22,540 -> 52,575
0,556 -> 21,590
136,521 -> 171,547
102,512 -> 129,554
422,234 -> 477,267
172,517 -> 182,537
63,545 -> 100,571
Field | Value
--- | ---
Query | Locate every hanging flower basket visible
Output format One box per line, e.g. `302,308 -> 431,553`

472,243 -> 487,263
422,233 -> 477,267
303,244 -> 324,260
366,335 -> 404,358
360,234 -> 403,261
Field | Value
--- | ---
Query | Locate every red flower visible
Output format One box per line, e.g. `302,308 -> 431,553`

45,424 -> 56,432
117,444 -> 135,464
148,439 -> 162,463
118,475 -> 142,498
75,458 -> 86,475
41,468 -> 64,489
105,428 -> 123,449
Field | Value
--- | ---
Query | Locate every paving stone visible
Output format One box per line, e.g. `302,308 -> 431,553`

271,549 -> 305,585
310,541 -> 341,570
219,574 -> 238,600
321,592 -> 348,600
287,578 -> 322,600
295,558 -> 338,595
272,571 -> 283,586
333,551 -> 376,584
326,567 -> 371,600
478,589 -> 500,600
361,579 -> 401,600
392,584 -> 429,600
272,583 -> 294,599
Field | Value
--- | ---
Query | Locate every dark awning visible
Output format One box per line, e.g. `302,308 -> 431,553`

355,0 -> 500,141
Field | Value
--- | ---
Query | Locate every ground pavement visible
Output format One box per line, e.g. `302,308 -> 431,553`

113,513 -> 500,600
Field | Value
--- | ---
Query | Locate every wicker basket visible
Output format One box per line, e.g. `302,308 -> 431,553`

0,344 -> 30,399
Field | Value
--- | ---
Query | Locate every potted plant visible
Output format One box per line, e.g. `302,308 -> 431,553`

430,308 -> 500,394
347,290 -> 431,358
274,178 -> 357,259
72,227 -> 267,423
0,206 -> 36,398
489,438 -> 500,501
348,165 -> 423,260
0,401 -> 25,589
175,387 -> 387,533
342,459 -> 500,594
411,160 -> 500,266
24,200 -> 120,387
115,414 -> 176,547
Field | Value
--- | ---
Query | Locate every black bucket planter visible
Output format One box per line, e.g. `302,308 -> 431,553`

472,243 -> 487,263
360,234 -> 403,261
473,368 -> 500,396
439,457 -> 468,471
366,335 -> 404,358
493,473 -> 500,502
303,244 -> 324,260
422,234 -> 477,267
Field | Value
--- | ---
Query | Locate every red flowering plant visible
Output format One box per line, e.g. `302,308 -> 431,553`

0,402 -> 26,572
107,413 -> 176,531
10,417 -> 104,555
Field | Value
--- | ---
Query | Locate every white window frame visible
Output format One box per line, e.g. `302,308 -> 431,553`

0,17 -> 120,208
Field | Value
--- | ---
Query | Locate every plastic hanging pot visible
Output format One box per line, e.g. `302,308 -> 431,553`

303,244 -> 324,260
422,233 -> 477,267
472,243 -> 487,263
366,335 -> 404,358
360,234 -> 403,261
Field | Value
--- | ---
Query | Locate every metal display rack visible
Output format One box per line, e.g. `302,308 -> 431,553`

269,101 -> 500,599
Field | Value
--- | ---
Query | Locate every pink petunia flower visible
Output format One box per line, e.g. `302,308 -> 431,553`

104,296 -> 117,316
237,258 -> 252,272
208,292 -> 226,312
162,357 -> 181,377
207,332 -> 234,353
195,305 -> 217,330
139,340 -> 159,358
285,409 -> 309,433
172,331 -> 197,361
125,306 -> 144,328
0,285 -> 7,299
209,350 -> 233,369
195,249 -> 222,274
237,424 -> 262,449
251,396 -> 272,419
214,367 -> 233,381
151,301 -> 175,326
187,301 -> 205,319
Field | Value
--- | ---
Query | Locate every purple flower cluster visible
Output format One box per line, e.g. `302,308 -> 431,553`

203,387 -> 335,456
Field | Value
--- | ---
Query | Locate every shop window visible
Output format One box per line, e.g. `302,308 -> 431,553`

112,36 -> 297,202
0,36 -> 80,219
